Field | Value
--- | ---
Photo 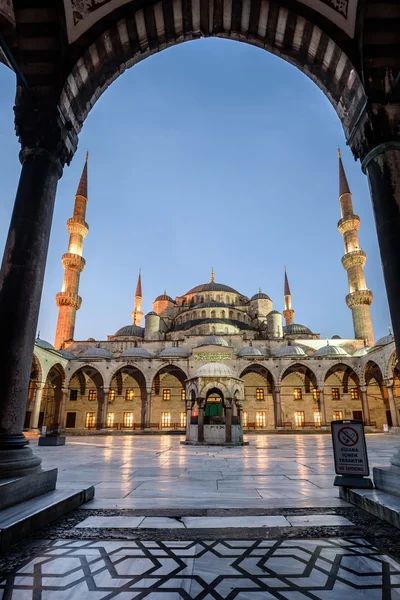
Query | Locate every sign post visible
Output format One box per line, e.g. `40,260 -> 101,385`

331,420 -> 373,488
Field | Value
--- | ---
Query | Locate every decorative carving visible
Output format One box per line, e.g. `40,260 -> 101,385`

346,290 -> 373,308
194,353 -> 232,361
67,217 -> 89,237
337,215 -> 360,235
64,0 -> 131,43
61,253 -> 86,271
56,292 -> 82,309
296,0 -> 357,38
321,0 -> 348,17
341,250 -> 366,270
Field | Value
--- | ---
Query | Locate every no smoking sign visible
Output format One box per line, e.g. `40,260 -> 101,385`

338,427 -> 359,447
331,420 -> 369,478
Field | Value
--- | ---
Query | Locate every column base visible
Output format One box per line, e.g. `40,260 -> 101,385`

0,446 -> 42,478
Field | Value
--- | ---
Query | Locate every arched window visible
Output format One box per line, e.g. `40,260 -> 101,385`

211,310 -> 216,319
237,312 -> 241,321
201,310 -> 206,319
229,311 -> 233,319
221,310 -> 225,319
227,296 -> 230,305
216,295 -> 220,302
193,311 -> 197,320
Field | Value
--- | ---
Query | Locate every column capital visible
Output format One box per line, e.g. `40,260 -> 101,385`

347,102 -> 400,164
359,385 -> 367,393
384,379 -> 394,388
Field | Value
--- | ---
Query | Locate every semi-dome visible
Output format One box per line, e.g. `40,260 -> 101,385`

196,362 -> 233,377
155,293 -> 174,303
196,335 -> 230,348
57,349 -> 75,359
284,323 -> 312,335
114,325 -> 145,337
353,346 -> 371,357
121,347 -> 152,358
237,346 -> 264,357
158,347 -> 191,358
276,345 -> 307,357
315,344 -> 349,358
251,292 -> 271,301
81,347 -> 113,359
35,337 -> 55,350
185,282 -> 240,295
374,333 -> 394,347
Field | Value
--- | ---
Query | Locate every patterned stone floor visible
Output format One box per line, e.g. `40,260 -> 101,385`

2,537 -> 400,599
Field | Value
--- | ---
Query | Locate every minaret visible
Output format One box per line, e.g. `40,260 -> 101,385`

132,269 -> 143,326
337,150 -> 374,345
283,266 -> 295,325
211,267 -> 215,283
54,154 -> 89,349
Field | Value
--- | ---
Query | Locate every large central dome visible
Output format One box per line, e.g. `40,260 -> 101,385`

185,282 -> 241,295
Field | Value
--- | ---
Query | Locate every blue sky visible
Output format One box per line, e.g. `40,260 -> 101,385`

0,38 -> 391,344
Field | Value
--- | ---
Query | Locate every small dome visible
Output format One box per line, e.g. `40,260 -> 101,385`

353,346 -> 371,357
146,311 -> 158,316
121,347 -> 152,358
87,337 -> 95,342
158,347 -> 191,358
284,323 -> 312,335
268,310 -> 282,316
155,293 -> 174,303
114,325 -> 145,337
35,338 -> 54,351
237,346 -> 264,357
196,335 -> 230,348
332,335 -> 341,339
58,349 -> 75,359
315,344 -> 349,358
374,333 -> 394,347
81,347 -> 113,359
251,292 -> 271,301
196,362 -> 233,377
276,345 -> 307,357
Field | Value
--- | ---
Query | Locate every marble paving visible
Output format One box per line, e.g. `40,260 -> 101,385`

2,537 -> 400,598
29,434 -> 396,509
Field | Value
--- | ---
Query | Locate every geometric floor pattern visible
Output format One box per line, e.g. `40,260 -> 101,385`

2,538 -> 400,599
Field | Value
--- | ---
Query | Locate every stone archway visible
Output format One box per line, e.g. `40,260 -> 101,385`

151,364 -> 188,429
67,365 -> 104,430
109,365 -> 147,429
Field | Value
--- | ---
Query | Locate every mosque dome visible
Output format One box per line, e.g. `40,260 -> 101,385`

237,346 -> 264,357
315,344 -> 349,358
114,325 -> 145,337
353,346 -> 371,357
158,347 -> 191,358
276,345 -> 307,357
57,349 -> 75,359
251,292 -> 271,301
196,336 -> 230,348
155,293 -> 174,303
81,347 -> 113,359
121,347 -> 152,358
374,333 -> 394,347
284,324 -> 312,335
35,337 -> 54,350
186,282 -> 240,295
196,362 -> 233,377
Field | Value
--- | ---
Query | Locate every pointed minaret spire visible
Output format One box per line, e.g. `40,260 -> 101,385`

54,155 -> 89,349
211,267 -> 215,283
132,269 -> 144,326
337,151 -> 374,345
283,266 -> 295,326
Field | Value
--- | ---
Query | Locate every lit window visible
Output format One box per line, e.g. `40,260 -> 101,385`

293,388 -> 302,400
256,388 -> 264,401
69,389 -> 78,401
242,412 -> 248,427
312,389 -> 320,401
180,412 -> 187,427
108,389 -> 115,402
88,389 -> 97,401
294,411 -> 305,427
125,389 -> 134,401
333,410 -> 343,421
256,411 -> 266,427
85,412 -> 96,428
332,388 -> 340,400
163,389 -> 171,401
314,411 -> 322,427
181,389 -> 186,401
351,388 -> 359,399
161,412 -> 171,428
123,412 -> 134,427
106,412 -> 114,427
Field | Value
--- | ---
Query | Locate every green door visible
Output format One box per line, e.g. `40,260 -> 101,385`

205,401 -> 222,417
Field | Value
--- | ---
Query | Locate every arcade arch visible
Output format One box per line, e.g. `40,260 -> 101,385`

240,364 -> 275,429
66,365 -> 104,430
280,363 -> 321,428
151,365 -> 188,429
108,365 -> 148,429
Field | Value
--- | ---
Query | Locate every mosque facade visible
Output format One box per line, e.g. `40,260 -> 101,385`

25,155 -> 400,435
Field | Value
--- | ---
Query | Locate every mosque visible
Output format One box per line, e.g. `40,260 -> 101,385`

25,154 -> 399,434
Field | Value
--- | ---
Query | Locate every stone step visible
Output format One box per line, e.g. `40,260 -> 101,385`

340,486 -> 400,529
0,486 -> 94,552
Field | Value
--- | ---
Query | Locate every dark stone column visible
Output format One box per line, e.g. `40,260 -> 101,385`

0,147 -> 63,477
197,399 -> 204,442
363,145 -> 400,359
225,402 -> 232,443
145,391 -> 152,429
360,386 -> 371,426
273,386 -> 282,428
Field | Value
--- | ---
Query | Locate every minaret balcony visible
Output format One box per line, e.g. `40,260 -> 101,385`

56,292 -> 82,309
346,289 -> 373,308
337,215 -> 360,235
67,217 -> 89,238
341,249 -> 366,270
62,253 -> 86,271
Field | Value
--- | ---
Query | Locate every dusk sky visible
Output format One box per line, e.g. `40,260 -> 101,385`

0,38 -> 391,344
